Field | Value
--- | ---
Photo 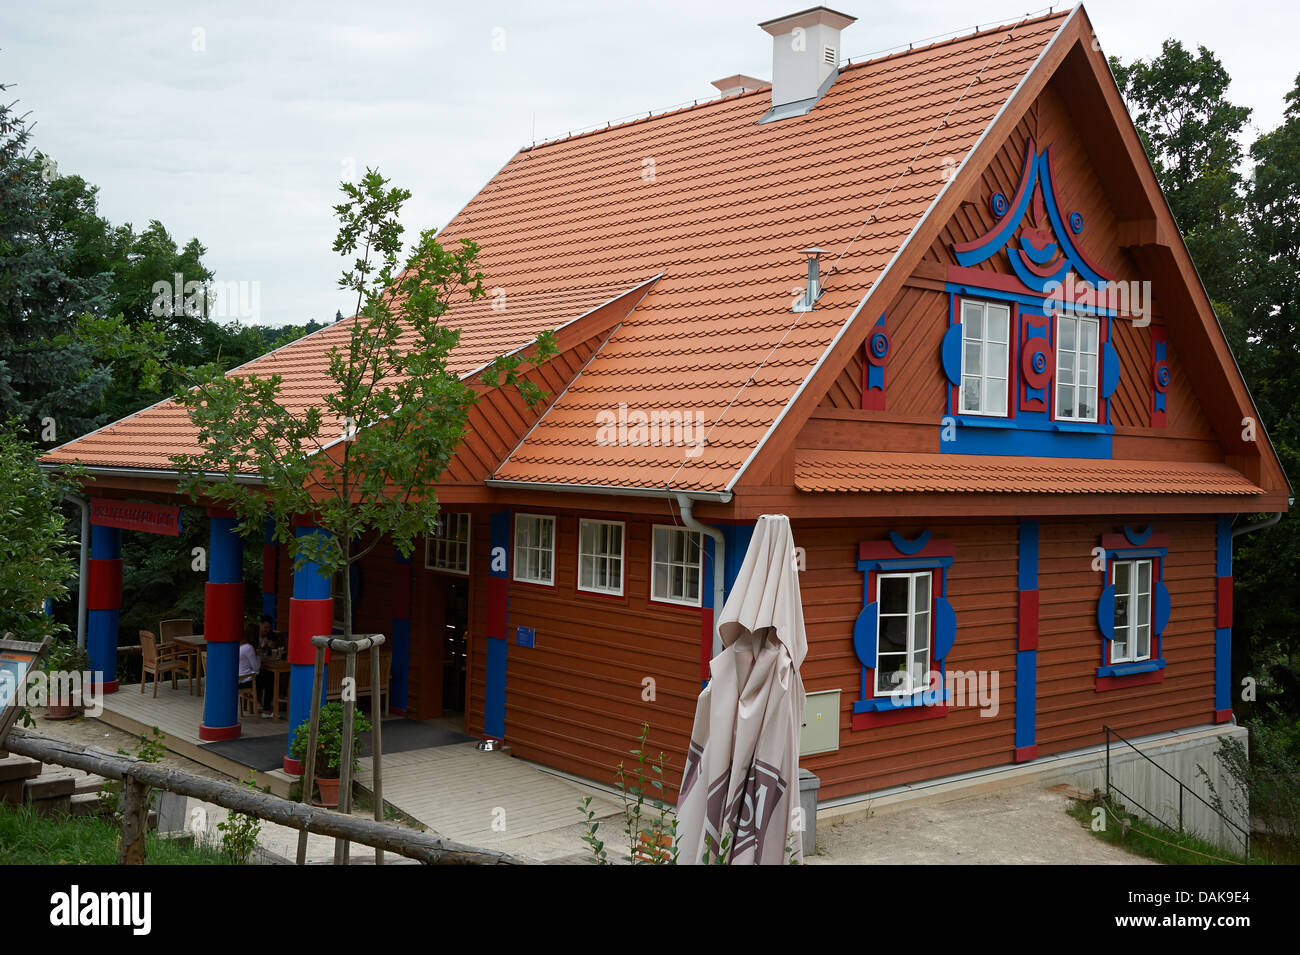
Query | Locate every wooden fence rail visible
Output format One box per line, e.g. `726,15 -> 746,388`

4,728 -> 530,865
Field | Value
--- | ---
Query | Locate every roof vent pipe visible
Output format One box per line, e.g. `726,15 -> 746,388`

794,247 -> 826,312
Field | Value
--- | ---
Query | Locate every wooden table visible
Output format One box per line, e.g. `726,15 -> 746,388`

172,634 -> 205,695
261,658 -> 291,720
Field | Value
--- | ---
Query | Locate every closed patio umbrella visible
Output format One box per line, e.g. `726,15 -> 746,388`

676,513 -> 807,865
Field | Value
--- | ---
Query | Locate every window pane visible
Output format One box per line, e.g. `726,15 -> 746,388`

964,342 -> 982,376
963,307 -> 982,339
911,648 -> 929,689
880,576 -> 908,614
911,610 -> 929,653
1080,319 -> 1098,352
986,342 -> 1007,378
912,573 -> 931,607
962,378 -> 980,412
985,381 -> 1007,415
1060,316 -> 1076,351
1078,389 -> 1095,421
987,305 -> 1009,343
1113,634 -> 1129,663
879,616 -> 907,654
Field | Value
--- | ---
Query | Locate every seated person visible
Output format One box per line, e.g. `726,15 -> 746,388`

239,626 -> 275,718
257,614 -> 281,655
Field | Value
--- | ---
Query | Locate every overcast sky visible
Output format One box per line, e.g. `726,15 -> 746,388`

3,1 -> 1297,326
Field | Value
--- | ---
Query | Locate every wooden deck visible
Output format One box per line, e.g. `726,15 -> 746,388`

98,682 -> 620,855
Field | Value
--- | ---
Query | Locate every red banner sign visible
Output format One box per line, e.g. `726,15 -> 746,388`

90,498 -> 181,537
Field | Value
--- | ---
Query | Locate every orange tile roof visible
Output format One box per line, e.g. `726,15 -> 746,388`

794,450 -> 1265,496
43,12 -> 1071,490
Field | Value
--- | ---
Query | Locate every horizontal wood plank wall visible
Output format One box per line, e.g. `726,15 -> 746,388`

467,507 -> 702,794
1036,517 -> 1216,754
795,519 -> 1020,800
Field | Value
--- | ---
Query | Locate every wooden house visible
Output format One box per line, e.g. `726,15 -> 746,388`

42,6 -> 1289,801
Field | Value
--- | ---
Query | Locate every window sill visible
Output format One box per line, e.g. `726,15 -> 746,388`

1097,658 -> 1165,678
954,414 -> 1009,428
1052,420 -> 1106,433
853,689 -> 950,714
1096,657 -> 1166,691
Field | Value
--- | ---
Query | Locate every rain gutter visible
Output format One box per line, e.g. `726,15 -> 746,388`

676,493 -> 725,658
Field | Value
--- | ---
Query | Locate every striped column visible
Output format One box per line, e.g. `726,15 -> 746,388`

285,522 -> 333,774
200,511 -> 243,741
261,517 -> 278,626
1014,520 -> 1039,762
483,511 -> 509,741
1214,518 -> 1233,723
390,547 -> 412,715
86,524 -> 122,694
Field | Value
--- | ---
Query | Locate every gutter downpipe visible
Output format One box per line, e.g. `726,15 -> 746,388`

64,494 -> 90,651
1232,506 -> 1288,538
676,493 -> 725,657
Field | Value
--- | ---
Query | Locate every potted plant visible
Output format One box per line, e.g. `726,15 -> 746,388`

41,639 -> 89,720
289,702 -> 371,808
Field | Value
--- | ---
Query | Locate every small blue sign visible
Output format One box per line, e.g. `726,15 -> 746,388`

516,626 -> 535,648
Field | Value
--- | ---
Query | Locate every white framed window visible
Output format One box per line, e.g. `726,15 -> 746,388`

875,571 -> 932,696
425,513 -> 471,575
1056,313 -> 1099,422
651,525 -> 703,607
578,519 -> 624,596
513,513 -> 555,586
958,299 -> 1010,416
1111,559 -> 1152,664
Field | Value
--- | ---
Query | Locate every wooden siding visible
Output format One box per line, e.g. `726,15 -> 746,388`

1036,517 -> 1217,754
466,506 -> 704,793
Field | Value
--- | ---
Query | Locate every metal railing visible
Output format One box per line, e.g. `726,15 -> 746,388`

1103,724 -> 1249,860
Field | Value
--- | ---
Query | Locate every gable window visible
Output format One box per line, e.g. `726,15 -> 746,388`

875,571 -> 932,695
1055,313 -> 1099,422
1111,558 -> 1152,664
578,519 -> 624,596
651,525 -> 703,606
513,514 -> 555,586
958,299 -> 1010,416
425,513 -> 471,575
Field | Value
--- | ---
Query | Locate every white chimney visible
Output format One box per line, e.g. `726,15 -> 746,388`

758,6 -> 856,121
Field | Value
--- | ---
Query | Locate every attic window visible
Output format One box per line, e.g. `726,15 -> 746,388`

823,46 -> 837,66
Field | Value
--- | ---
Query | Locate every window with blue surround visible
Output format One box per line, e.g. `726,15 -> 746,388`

851,531 -> 957,729
940,137 -> 1124,459
1095,525 -> 1172,687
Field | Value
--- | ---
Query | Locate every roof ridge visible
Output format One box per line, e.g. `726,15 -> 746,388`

522,8 -> 1070,153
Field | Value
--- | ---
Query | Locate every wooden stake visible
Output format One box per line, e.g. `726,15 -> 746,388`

295,644 -> 326,866
334,645 -> 358,865
370,640 -> 384,865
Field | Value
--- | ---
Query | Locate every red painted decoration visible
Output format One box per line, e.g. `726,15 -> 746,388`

1017,590 -> 1039,651
90,497 -> 181,536
288,598 -> 334,665
203,582 -> 244,643
1216,576 -> 1233,629
86,559 -> 123,610
1014,744 -> 1038,763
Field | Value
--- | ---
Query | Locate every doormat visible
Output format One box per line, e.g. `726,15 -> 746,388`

201,718 -> 475,772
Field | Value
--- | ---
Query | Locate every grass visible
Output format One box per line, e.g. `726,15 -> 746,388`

1067,792 -> 1265,866
0,801 -> 236,865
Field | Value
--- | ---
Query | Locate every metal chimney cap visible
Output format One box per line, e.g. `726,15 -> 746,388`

801,247 -> 828,258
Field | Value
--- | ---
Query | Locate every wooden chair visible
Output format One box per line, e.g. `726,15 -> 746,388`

238,684 -> 257,716
159,618 -> 202,693
139,630 -> 191,698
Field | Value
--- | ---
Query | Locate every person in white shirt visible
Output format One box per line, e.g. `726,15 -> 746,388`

238,627 -> 263,714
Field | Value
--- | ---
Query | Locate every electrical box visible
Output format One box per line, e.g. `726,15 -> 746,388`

799,689 -> 841,756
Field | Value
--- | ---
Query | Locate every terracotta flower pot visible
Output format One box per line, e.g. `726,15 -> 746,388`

315,776 -> 341,808
45,697 -> 78,721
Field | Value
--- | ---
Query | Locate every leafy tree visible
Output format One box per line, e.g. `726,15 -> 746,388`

0,424 -> 79,642
1111,41 -> 1252,337
1231,74 -> 1300,714
0,86 -> 113,440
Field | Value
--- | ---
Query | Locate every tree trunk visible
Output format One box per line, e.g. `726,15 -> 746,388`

117,777 -> 151,865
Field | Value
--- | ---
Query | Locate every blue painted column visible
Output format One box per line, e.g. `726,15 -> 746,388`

86,524 -> 122,694
1214,518 -> 1234,723
261,517 -> 278,626
390,547 -> 412,714
284,522 -> 333,773
200,511 -> 244,740
483,511 -> 509,741
1014,520 -> 1039,762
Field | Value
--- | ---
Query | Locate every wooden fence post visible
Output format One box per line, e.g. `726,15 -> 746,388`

335,646 -> 358,865
117,776 -> 151,865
